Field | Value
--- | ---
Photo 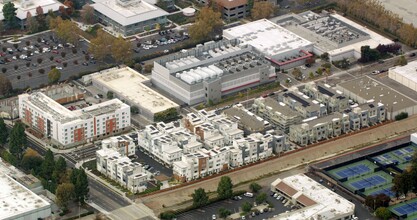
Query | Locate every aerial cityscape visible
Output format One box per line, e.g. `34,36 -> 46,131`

1,0 -> 417,219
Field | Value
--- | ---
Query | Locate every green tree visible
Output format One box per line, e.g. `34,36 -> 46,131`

392,171 -> 413,197
2,2 -> 18,29
291,68 -> 302,79
249,182 -> 262,193
26,12 -> 39,33
0,20 -> 4,33
89,29 -> 114,61
52,156 -> 67,183
74,168 -> 89,203
144,64 -> 153,73
247,0 -> 254,11
375,207 -> 392,220
316,68 -> 323,75
20,148 -> 43,173
217,176 -> 233,199
56,183 -> 75,210
256,192 -> 267,204
48,68 -> 61,84
111,36 -> 133,64
0,118 -> 8,145
189,7 -> 223,42
51,17 -> 79,44
309,71 -> 314,79
81,4 -> 95,24
0,74 -> 12,96
251,1 -> 275,20
241,201 -> 252,213
107,91 -> 114,99
8,122 -> 27,160
396,55 -> 408,66
154,108 -> 179,122
41,149 -> 55,180
320,52 -> 329,61
218,207 -> 232,218
192,188 -> 209,208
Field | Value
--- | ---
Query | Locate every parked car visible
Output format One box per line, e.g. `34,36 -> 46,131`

244,192 -> 253,198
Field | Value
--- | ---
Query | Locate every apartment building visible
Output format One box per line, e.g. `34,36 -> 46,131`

278,90 -> 327,118
223,104 -> 267,134
173,147 -> 229,182
303,82 -> 349,113
289,113 -> 350,146
347,102 -> 386,130
232,133 -> 274,164
101,135 -> 136,157
18,92 -> 130,147
252,97 -> 302,133
96,149 -> 149,192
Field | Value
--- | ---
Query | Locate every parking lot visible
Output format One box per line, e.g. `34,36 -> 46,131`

0,31 -> 100,89
134,148 -> 174,178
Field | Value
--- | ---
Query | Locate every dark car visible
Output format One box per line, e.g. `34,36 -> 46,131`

410,53 -> 416,57
55,59 -> 62,63
0,60 -> 5,64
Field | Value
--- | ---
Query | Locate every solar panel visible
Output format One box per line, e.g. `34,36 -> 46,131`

284,92 -> 310,107
317,85 -> 334,97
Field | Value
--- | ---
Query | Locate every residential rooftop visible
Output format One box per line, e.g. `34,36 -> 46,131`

91,67 -> 178,114
0,174 -> 50,220
223,19 -> 313,58
223,107 -> 265,132
91,0 -> 168,26
281,91 -> 321,112
300,112 -> 346,127
271,174 -> 355,220
0,0 -> 64,20
337,76 -> 417,112
262,97 -> 300,117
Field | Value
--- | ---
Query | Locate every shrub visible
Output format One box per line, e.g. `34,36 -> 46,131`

395,112 -> 408,120
39,69 -> 45,74
63,62 -> 67,67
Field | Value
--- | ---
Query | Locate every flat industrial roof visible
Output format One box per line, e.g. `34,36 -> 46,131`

272,174 -> 355,220
389,60 -> 417,84
337,76 -> 417,112
223,107 -> 265,131
0,174 -> 50,220
0,0 -> 64,20
91,0 -> 168,26
223,19 -> 313,57
326,14 -> 393,56
262,97 -> 300,117
92,67 -> 179,114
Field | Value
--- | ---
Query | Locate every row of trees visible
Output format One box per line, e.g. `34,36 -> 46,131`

335,0 -> 417,47
88,29 -> 133,64
392,152 -> 417,199
192,176 -> 233,208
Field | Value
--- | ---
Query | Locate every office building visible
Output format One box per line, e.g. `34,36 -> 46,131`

90,67 -> 179,121
215,0 -> 249,21
223,19 -> 314,69
91,0 -> 168,36
271,174 -> 355,220
19,92 -> 130,147
151,39 -> 276,105
0,174 -> 51,220
389,60 -> 417,93
337,76 -> 417,119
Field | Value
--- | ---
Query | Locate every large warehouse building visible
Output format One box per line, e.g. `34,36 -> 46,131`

91,67 -> 179,121
270,11 -> 393,62
91,0 -> 168,36
223,19 -> 314,69
0,174 -> 51,220
19,92 -> 130,147
152,39 -> 276,105
389,60 -> 417,92
336,76 -> 417,120
271,174 -> 355,220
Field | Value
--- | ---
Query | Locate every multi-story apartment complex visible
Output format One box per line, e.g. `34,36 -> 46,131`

173,147 -> 229,182
289,113 -> 350,146
223,104 -> 267,134
252,97 -> 302,133
278,90 -> 327,118
151,39 -> 276,105
303,82 -> 349,113
96,148 -> 149,192
232,133 -> 274,164
347,102 -> 386,130
101,135 -> 136,157
18,92 -> 130,147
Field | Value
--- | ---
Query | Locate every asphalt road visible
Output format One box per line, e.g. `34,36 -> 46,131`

88,175 -> 131,212
135,148 -> 174,177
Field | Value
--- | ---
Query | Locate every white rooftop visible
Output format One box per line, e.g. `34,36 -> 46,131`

272,174 -> 355,220
91,67 -> 179,114
0,174 -> 50,220
223,19 -> 313,57
327,14 -> 393,56
0,0 -> 64,20
389,60 -> 417,83
91,0 -> 168,26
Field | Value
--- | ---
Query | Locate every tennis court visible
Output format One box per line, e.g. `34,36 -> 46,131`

392,145 -> 417,162
390,198 -> 417,217
372,153 -> 401,165
365,183 -> 395,198
328,160 -> 377,180
344,171 -> 393,191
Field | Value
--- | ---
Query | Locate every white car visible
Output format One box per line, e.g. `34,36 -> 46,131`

56,66 -> 63,70
163,49 -> 169,53
371,70 -> 380,75
23,47 -> 28,51
212,214 -> 216,220
300,66 -> 307,70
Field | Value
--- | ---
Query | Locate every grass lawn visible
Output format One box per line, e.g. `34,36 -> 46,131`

168,13 -> 195,25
